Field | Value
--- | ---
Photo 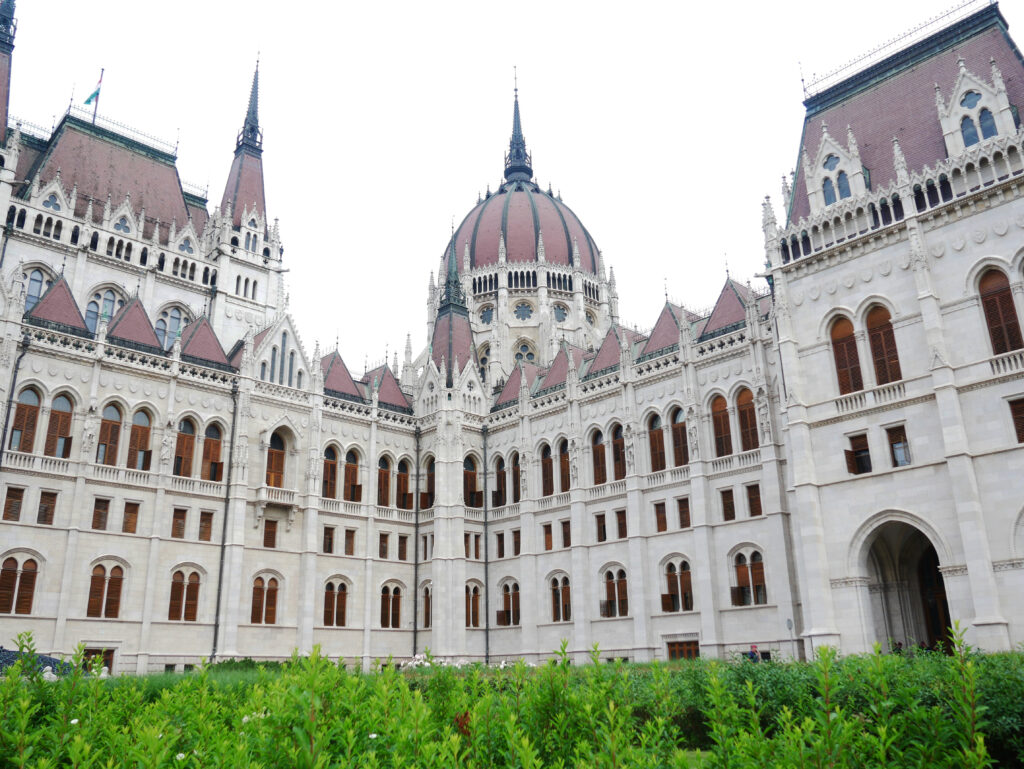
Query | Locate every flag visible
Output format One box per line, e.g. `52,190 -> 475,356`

84,72 -> 102,105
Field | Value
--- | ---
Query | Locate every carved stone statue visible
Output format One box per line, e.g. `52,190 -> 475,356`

160,432 -> 174,465
687,424 -> 699,459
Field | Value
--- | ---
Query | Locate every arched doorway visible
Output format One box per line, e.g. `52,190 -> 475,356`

864,521 -> 952,652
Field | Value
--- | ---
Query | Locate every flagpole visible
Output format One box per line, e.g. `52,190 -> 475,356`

92,68 -> 103,125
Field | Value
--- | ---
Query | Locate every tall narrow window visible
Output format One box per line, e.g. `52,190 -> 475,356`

172,508 -> 187,539
837,171 -> 851,199
25,270 -> 44,312
97,404 -> 121,465
961,115 -> 980,147
266,432 -> 285,488
250,577 -> 278,624
595,513 -> 607,542
512,529 -> 521,555
616,570 -> 628,617
543,523 -> 553,551
422,587 -> 431,628
126,411 -> 152,471
558,440 -> 571,492
603,570 -> 618,617
45,394 -> 73,458
344,451 -> 362,502
324,582 -> 347,626
648,415 -> 666,472
541,444 -> 554,496
463,456 -> 480,507
168,571 -> 200,622
979,270 -> 1023,355
1011,399 -> 1024,443
264,519 -> 278,548
87,564 -> 124,618
377,457 -> 391,507
201,424 -> 223,481
677,497 -> 691,528
751,552 -> 767,605
736,389 -> 758,452
10,389 -> 39,453
616,509 -> 627,538
612,425 -> 626,480
867,307 -> 902,385
397,460 -> 411,509
511,453 -> 521,503
380,586 -> 400,628
493,457 -> 506,507
92,499 -> 109,530
0,557 -> 37,615
886,425 -> 911,467
561,519 -> 571,547
822,177 -> 836,206
746,484 -> 763,517
721,489 -> 735,521
654,501 -> 667,532
37,491 -> 57,525
345,529 -> 355,556
198,511 -> 213,541
845,434 -> 872,475
979,108 -> 997,139
122,501 -> 139,533
173,419 -> 196,477
379,533 -> 389,559
422,458 -> 435,508
711,396 -> 732,457
592,431 -> 607,485
3,488 -> 23,521
560,577 -> 571,622
323,526 -> 335,553
831,317 -> 864,394
732,555 -> 751,606
671,408 -> 689,466
465,585 -> 480,627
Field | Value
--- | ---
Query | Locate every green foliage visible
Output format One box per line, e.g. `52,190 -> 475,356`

1,630 -> 1021,768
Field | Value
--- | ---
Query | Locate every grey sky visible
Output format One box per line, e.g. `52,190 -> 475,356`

10,0 -> 1019,372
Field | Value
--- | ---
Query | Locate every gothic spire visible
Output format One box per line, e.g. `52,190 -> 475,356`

237,60 -> 262,153
440,234 -> 466,311
504,85 -> 532,182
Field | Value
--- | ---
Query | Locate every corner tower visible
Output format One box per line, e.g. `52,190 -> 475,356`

220,63 -> 267,229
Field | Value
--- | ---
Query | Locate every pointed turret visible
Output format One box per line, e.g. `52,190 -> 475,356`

504,87 -> 533,182
431,236 -> 474,387
220,62 -> 268,229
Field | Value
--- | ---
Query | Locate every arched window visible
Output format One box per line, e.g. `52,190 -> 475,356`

32,214 -> 42,234
493,457 -> 506,507
266,431 -> 285,488
423,458 -> 435,508
9,388 -> 40,452
322,447 -> 338,498
97,404 -> 122,465
168,570 -> 200,622
499,582 -> 521,626
87,564 -> 124,618
380,585 -> 401,628
611,425 -> 626,480
236,276 -> 242,295
663,561 -> 693,613
201,423 -> 223,482
127,411 -> 152,471
252,280 -> 258,301
540,444 -> 554,497
591,431 -> 607,485
670,408 -> 689,466
979,270 -> 1023,355
25,269 -> 44,311
731,552 -> 768,607
979,108 -> 997,139
422,586 -> 432,627
736,389 -> 758,452
85,289 -> 120,333
397,460 -> 411,510
0,556 -> 37,615
558,439 -> 570,492
602,569 -> 628,617
173,419 -> 196,477
250,576 -> 278,624
260,362 -> 267,380
156,308 -> 185,351
961,115 -> 980,147
377,456 -> 391,507
323,581 -> 347,627
139,247 -> 147,265
45,394 -> 74,458
463,456 -> 480,507
837,171 -> 851,199
344,450 -> 362,502
550,576 -> 571,622
822,177 -> 836,206
866,306 -> 902,385
16,208 -> 25,229
511,453 -> 521,503
830,317 -> 863,394
279,332 -> 288,385
751,552 -> 767,605
270,346 -> 277,382
465,584 -> 480,627
711,396 -> 732,457
648,414 -> 666,472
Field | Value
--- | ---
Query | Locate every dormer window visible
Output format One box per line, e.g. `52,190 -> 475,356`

114,217 -> 130,233
958,92 -> 998,147
248,218 -> 257,228
821,155 -> 851,206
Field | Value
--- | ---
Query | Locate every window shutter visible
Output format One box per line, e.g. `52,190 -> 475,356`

37,492 -> 57,525
380,591 -> 390,627
870,324 -> 902,384
541,458 -> 553,496
98,419 -> 120,465
174,433 -> 194,477
593,444 -> 606,485
172,509 -> 186,539
844,449 -> 858,475
677,498 -> 691,528
122,502 -> 139,534
104,567 -> 123,618
127,425 -> 147,469
998,290 -> 1024,351
680,569 -> 693,611
1012,400 -> 1024,443
345,529 -> 355,555
3,488 -> 23,521
336,587 -> 347,626
198,511 -> 213,542
15,564 -> 37,618
343,463 -> 357,501
397,472 -> 409,508
721,490 -> 735,521
0,559 -> 17,613
92,499 -> 109,530
649,429 -> 666,472
263,519 -> 277,548
323,586 -> 335,626
543,524 -> 552,551
559,451 -> 570,491
184,574 -> 200,621
250,580 -> 264,623
616,509 -> 627,538
391,591 -> 401,628
15,404 -> 38,452
551,584 -> 560,621
612,438 -> 625,480
655,502 -> 667,532
168,572 -> 185,620
266,449 -> 285,488
201,438 -> 221,481
672,422 -> 688,466
751,561 -> 767,604
738,402 -> 758,452
87,567 -> 105,617
747,485 -> 763,517
44,410 -> 70,456
378,468 -> 390,506
264,579 -> 277,624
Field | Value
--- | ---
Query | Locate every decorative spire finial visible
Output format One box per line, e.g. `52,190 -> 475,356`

237,58 -> 263,152
504,77 -> 532,182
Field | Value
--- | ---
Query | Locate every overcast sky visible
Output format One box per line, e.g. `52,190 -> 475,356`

9,0 -> 1020,373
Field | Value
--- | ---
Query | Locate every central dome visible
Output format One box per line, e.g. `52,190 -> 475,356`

443,91 -> 600,276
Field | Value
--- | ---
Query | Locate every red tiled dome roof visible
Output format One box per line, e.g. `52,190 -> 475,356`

444,179 -> 600,275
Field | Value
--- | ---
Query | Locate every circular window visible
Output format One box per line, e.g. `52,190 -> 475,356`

514,343 -> 535,363
514,303 -> 533,321
553,304 -> 568,322
478,345 -> 490,367
480,306 -> 493,324
823,154 -> 840,171
960,91 -> 982,109
586,311 -> 595,326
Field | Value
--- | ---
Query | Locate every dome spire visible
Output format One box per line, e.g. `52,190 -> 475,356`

237,57 -> 262,152
504,71 -> 532,182
440,230 -> 466,310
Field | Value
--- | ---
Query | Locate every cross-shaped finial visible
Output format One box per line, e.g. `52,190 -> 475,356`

514,65 -> 518,95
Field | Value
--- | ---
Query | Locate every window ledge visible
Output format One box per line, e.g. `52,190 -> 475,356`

591,614 -> 631,623
720,603 -> 776,613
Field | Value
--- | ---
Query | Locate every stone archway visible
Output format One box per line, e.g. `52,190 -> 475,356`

864,521 -> 951,651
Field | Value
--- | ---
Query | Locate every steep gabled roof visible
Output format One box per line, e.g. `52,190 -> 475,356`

640,303 -> 684,356
179,317 -> 232,368
536,342 -> 587,392
494,361 -> 541,408
321,351 -> 363,400
363,365 -> 411,412
23,275 -> 91,336
589,326 -> 625,374
700,279 -> 750,339
107,296 -> 162,351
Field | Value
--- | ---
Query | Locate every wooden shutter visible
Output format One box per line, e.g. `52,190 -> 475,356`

680,568 -> 693,611
44,410 -> 71,457
513,529 -> 521,555
561,519 -> 571,547
664,568 -> 679,611
869,323 -> 902,385
322,460 -> 337,498
747,485 -> 763,517
168,571 -> 185,620
677,498 -> 691,528
343,463 -> 358,501
264,579 -> 278,624
390,590 -> 401,629
751,560 -> 767,604
982,285 -> 1024,354
734,562 -> 751,606
512,462 -> 521,502
0,558 -> 17,613
184,574 -> 200,621
97,419 -> 118,465
201,438 -> 221,481
377,468 -> 390,506
616,574 -> 628,616
561,582 -> 571,621
832,334 -> 863,394
712,409 -> 732,457
592,444 -> 606,485
559,450 -> 570,491
127,425 -> 149,470
612,437 -> 625,480
543,524 -> 552,550
336,585 -> 347,626
465,587 -> 471,627
596,513 -> 606,542
251,578 -> 265,623
672,422 -> 689,466
496,532 -> 505,558
541,457 -> 553,496
397,471 -> 409,509
464,469 -> 478,506
322,526 -> 334,553
616,509 -> 627,538
92,499 -> 109,530
649,429 -> 666,472
1011,400 -> 1024,443
104,566 -> 123,618
263,519 -> 277,548
423,590 -> 430,628
87,566 -> 105,617
655,502 -> 667,532
721,490 -> 735,521
398,535 -> 407,561
198,511 -> 213,542
345,529 -> 355,555
738,401 -> 758,452
174,432 -> 194,477
323,585 -> 335,626
3,488 -> 23,521
551,583 -> 560,622
122,502 -> 139,534
266,449 -> 285,488
380,590 -> 390,628
11,403 -> 38,452
172,509 -> 186,539
471,590 -> 479,627
512,587 -> 520,625
37,492 -> 57,525
15,560 -> 37,614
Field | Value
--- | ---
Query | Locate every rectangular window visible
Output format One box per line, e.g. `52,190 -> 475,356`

323,526 -> 335,554
667,641 -> 700,660
37,491 -> 57,525
496,532 -> 505,559
654,502 -> 667,532
263,518 -> 277,548
3,487 -> 24,521
92,498 -> 109,530
474,534 -> 480,560
616,509 -> 627,539
677,497 -> 691,528
198,511 -> 213,542
886,426 -> 912,467
845,434 -> 872,475
379,533 -> 389,559
721,489 -> 735,522
122,502 -> 139,534
344,529 -> 355,556
398,535 -> 408,561
543,523 -> 553,551
746,485 -> 763,517
464,533 -> 471,558
561,519 -> 571,548
595,513 -> 607,542
172,508 -> 187,539
422,535 -> 429,560
512,529 -> 521,556
1012,399 -> 1024,443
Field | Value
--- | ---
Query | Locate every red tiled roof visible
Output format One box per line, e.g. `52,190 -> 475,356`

363,365 -> 411,410
107,296 -> 161,349
430,311 -> 475,377
24,276 -> 90,333
179,317 -> 231,367
227,339 -> 245,369
321,351 -> 362,399
220,149 -> 266,229
537,342 -> 587,390
640,304 -> 681,356
495,361 -> 541,406
701,280 -> 749,338
589,326 -> 624,373
789,17 -> 1024,224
